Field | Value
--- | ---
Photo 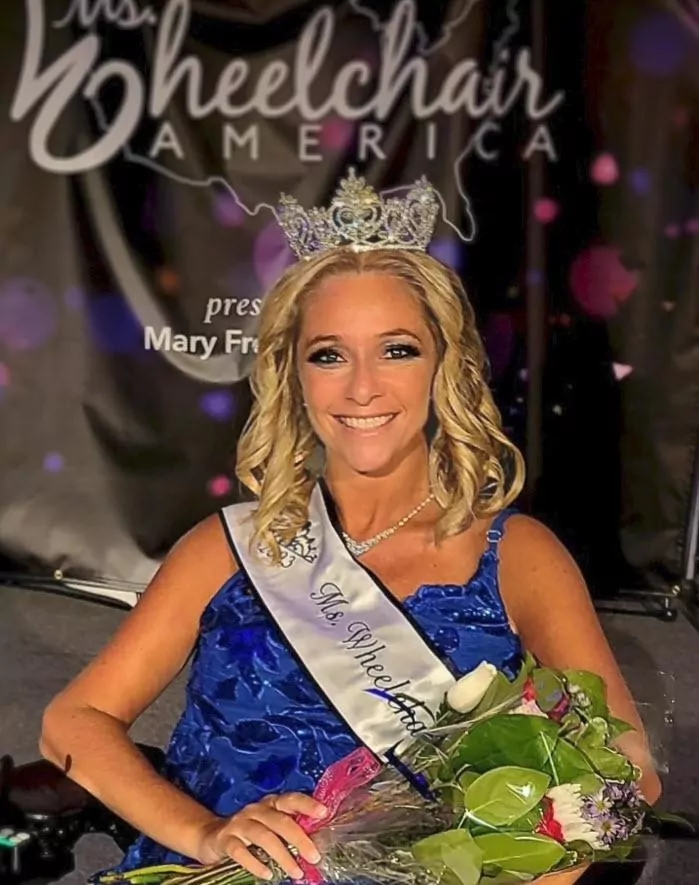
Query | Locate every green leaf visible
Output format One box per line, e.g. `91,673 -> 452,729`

412,830 -> 483,885
574,772 -> 606,795
608,716 -> 635,741
545,738 -> 595,785
451,716 -> 561,774
508,805 -> 544,833
572,717 -> 609,752
483,872 -> 535,884
563,671 -> 608,718
532,668 -> 567,714
474,833 -> 567,876
94,865 -> 204,885
464,767 -> 550,827
585,746 -> 634,780
458,770 -> 482,791
470,673 -> 524,720
651,810 -> 697,833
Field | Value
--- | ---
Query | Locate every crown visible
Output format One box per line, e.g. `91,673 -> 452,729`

276,168 -> 440,260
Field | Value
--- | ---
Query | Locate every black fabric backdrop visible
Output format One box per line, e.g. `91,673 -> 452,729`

0,0 -> 697,604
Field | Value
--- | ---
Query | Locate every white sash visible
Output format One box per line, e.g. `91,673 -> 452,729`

221,484 -> 455,760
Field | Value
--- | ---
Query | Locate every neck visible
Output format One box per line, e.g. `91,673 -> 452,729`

323,439 -> 433,539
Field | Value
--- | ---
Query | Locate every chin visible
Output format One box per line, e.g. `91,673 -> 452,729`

335,446 -> 405,478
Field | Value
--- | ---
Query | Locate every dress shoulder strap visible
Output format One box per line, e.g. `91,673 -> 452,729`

485,508 -> 518,555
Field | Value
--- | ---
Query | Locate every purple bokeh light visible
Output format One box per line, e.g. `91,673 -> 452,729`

87,294 -> 143,354
0,362 -> 9,387
200,389 -> 236,421
428,237 -> 465,271
0,278 -> 59,350
64,286 -> 86,310
629,168 -> 652,195
629,13 -> 692,76
43,452 -> 64,472
254,221 -> 296,290
213,191 -> 247,228
483,313 -> 516,380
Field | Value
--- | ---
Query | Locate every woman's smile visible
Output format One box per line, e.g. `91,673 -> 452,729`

335,413 -> 398,432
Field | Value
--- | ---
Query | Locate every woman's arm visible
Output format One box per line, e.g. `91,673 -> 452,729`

498,516 -> 662,804
39,514 -> 237,862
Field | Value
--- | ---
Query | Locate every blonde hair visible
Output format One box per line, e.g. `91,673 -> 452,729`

236,248 -> 525,562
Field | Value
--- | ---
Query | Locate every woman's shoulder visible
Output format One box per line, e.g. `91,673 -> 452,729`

153,510 -> 240,611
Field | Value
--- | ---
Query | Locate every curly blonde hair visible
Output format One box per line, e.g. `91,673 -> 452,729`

236,247 -> 525,562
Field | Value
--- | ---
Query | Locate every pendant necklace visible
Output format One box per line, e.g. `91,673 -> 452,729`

341,493 -> 435,557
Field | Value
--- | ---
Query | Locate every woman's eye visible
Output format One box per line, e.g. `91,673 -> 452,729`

385,343 -> 421,359
307,348 -> 343,365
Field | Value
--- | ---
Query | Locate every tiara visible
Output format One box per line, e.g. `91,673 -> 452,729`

276,168 -> 440,260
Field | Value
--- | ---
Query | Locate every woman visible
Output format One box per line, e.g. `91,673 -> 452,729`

39,172 -> 660,885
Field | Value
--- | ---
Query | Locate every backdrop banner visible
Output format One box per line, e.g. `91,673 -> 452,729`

0,0 -> 696,604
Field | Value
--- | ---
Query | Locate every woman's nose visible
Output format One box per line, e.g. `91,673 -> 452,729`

345,358 -> 382,407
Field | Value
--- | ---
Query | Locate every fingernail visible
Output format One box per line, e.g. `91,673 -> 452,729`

291,868 -> 304,880
309,850 -> 321,864
263,873 -> 273,881
314,804 -> 328,818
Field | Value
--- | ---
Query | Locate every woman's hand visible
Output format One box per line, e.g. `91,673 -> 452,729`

195,793 -> 328,879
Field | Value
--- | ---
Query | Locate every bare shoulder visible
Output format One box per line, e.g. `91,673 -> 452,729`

45,510 -> 239,727
495,512 -> 594,640
498,513 -> 582,590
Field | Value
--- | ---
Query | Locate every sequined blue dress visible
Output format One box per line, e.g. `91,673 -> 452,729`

110,509 -> 522,874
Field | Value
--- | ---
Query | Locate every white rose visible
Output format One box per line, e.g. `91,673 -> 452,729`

446,662 -> 498,713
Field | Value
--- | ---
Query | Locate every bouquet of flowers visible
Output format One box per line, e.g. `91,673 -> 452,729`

99,654 -> 658,885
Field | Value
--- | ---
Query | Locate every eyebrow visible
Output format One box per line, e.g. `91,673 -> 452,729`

304,328 -> 423,348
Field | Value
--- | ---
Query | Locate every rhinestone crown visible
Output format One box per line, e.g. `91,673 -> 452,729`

276,168 -> 440,260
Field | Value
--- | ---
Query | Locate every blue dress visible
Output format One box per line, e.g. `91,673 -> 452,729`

111,509 -> 522,873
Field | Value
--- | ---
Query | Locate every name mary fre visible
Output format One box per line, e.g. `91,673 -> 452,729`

144,326 -> 259,358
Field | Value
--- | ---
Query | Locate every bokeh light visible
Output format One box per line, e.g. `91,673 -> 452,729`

665,223 -> 680,238
208,475 -> 233,498
569,247 -> 638,318
0,361 -> 8,405
526,269 -> 543,286
483,313 -> 516,380
685,218 -> 699,234
628,168 -> 651,195
428,237 -> 464,271
320,117 -> 356,151
613,363 -> 634,381
64,286 -> 85,310
200,389 -> 236,421
533,198 -> 560,224
213,191 -> 246,228
0,278 -> 59,350
629,12 -> 692,76
43,452 -> 64,472
590,153 -> 620,186
156,266 -> 180,295
87,293 -> 143,354
254,221 -> 295,290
